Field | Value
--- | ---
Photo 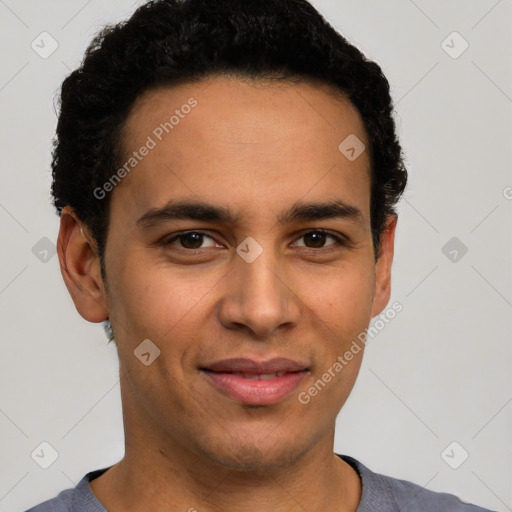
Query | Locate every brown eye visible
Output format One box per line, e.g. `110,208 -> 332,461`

165,231 -> 217,250
294,230 -> 342,249
178,232 -> 204,249
302,231 -> 328,248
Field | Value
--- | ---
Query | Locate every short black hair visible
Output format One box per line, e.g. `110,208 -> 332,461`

52,0 -> 407,276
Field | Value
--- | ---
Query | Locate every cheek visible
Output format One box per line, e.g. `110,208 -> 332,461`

306,261 -> 375,338
108,252 -> 221,339
298,271 -> 371,415
298,261 -> 374,411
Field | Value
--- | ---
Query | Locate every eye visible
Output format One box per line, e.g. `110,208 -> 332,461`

162,229 -> 347,253
293,230 -> 345,249
165,231 -> 218,250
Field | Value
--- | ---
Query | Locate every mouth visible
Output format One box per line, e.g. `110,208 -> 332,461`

200,357 -> 310,405
203,370 -> 292,379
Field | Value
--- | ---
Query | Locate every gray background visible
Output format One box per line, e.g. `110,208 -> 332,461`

0,1 -> 510,511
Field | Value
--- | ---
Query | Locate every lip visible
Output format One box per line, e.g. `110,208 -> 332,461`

200,357 -> 310,406
202,357 -> 308,374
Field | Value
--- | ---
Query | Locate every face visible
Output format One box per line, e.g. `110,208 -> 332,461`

61,75 -> 395,472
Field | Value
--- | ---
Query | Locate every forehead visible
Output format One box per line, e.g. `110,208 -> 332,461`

112,75 -> 371,225
124,75 -> 367,144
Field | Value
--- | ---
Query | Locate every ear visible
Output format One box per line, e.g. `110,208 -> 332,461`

370,215 -> 397,318
57,206 -> 109,322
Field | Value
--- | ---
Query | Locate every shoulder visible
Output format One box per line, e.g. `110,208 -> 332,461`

338,454 -> 497,512
379,473 -> 495,512
24,488 -> 74,512
24,467 -> 110,512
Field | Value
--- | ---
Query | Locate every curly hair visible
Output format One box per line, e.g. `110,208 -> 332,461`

52,0 -> 407,276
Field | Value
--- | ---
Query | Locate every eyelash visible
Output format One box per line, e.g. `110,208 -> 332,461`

162,229 -> 349,253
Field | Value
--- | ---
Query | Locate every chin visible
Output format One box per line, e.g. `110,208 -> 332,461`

196,431 -> 312,474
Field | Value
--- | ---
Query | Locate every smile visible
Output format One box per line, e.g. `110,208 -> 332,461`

201,369 -> 309,405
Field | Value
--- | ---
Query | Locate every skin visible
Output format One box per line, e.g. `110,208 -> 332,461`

57,75 -> 397,512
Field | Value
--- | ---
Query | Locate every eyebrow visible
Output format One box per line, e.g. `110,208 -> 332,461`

136,199 -> 365,228
279,199 -> 364,226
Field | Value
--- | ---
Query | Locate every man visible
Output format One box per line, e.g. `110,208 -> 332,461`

26,0 -> 496,510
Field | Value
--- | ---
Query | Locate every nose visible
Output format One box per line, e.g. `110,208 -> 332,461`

218,246 -> 301,338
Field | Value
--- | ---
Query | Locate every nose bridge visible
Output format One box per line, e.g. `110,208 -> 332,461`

219,240 -> 301,337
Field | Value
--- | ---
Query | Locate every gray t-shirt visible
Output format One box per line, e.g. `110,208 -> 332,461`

25,454 -> 496,511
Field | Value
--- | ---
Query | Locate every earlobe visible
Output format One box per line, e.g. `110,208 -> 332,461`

370,215 -> 397,318
57,206 -> 109,323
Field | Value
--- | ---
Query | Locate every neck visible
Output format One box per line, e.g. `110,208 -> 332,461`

91,444 -> 361,512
